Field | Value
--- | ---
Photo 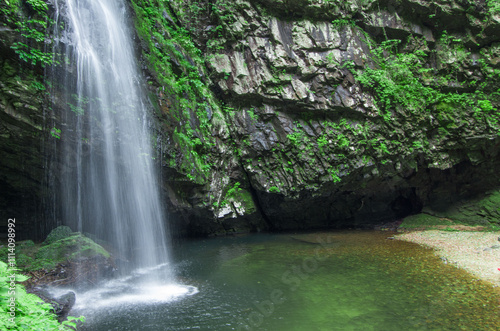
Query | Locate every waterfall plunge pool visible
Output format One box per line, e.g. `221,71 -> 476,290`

67,231 -> 499,330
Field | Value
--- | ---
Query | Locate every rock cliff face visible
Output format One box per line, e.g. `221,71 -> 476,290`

1,0 -> 500,238
142,0 -> 500,235
0,0 -> 55,239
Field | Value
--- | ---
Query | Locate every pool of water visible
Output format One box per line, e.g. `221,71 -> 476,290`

72,231 -> 500,330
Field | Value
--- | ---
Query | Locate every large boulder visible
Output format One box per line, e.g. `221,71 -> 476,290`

0,226 -> 115,288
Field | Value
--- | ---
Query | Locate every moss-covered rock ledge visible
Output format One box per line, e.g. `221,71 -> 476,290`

399,189 -> 500,231
0,226 -> 114,288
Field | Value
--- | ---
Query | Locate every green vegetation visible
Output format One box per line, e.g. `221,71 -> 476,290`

130,0 -> 227,185
269,186 -> 280,193
218,181 -> 242,207
400,214 -> 457,229
331,18 -> 356,29
399,213 -> 498,230
35,234 -> 110,270
356,36 -> 500,135
486,0 -> 500,15
0,0 -> 56,67
328,166 -> 342,183
428,191 -> 500,228
0,229 -> 110,273
282,116 -> 396,185
214,182 -> 257,213
0,262 -> 84,330
50,127 -> 61,139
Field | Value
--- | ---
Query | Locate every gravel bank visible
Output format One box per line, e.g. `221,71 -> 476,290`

396,231 -> 500,287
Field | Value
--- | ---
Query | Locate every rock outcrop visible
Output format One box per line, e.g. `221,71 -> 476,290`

0,0 -> 59,239
134,0 -> 500,235
0,226 -> 115,288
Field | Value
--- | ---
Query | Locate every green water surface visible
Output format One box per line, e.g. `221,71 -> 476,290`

80,231 -> 500,330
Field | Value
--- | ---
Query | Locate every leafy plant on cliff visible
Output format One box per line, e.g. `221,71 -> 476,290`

357,35 -> 500,136
269,186 -> 280,193
0,0 -> 55,67
486,0 -> 500,15
331,18 -> 356,29
130,0 -> 227,184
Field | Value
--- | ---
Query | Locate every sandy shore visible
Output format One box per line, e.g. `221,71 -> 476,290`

396,230 -> 500,287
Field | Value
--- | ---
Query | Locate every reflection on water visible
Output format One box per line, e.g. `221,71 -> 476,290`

74,231 -> 500,330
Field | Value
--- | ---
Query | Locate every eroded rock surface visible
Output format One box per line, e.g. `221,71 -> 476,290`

144,0 -> 500,234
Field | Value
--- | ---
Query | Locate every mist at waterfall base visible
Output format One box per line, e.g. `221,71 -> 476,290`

51,0 -> 195,311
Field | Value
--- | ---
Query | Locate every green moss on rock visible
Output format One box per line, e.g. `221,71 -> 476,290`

426,190 -> 500,226
36,234 -> 110,270
0,231 -> 110,273
43,226 -> 73,245
400,214 -> 453,229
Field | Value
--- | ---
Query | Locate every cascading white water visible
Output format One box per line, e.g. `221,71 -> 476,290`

50,1 -> 199,314
55,0 -> 171,278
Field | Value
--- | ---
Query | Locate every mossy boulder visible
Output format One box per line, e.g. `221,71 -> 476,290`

43,226 -> 74,245
17,240 -> 35,248
0,229 -> 114,288
35,233 -> 111,271
26,233 -> 114,287
467,191 -> 500,225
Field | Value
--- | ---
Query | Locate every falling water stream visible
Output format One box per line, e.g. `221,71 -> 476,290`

52,0 -> 196,310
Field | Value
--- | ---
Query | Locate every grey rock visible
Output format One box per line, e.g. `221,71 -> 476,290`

30,288 -> 76,322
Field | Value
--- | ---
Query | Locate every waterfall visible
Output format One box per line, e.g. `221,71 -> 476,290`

54,0 -> 170,277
